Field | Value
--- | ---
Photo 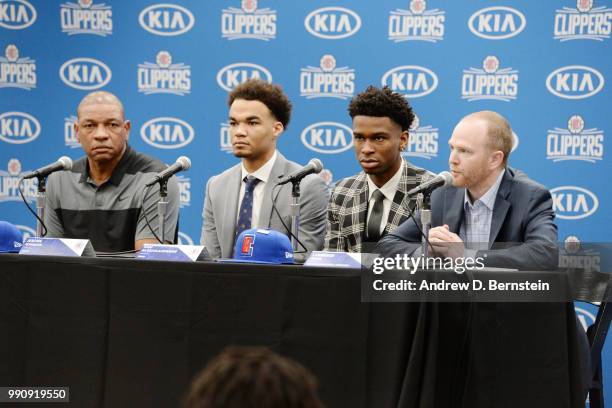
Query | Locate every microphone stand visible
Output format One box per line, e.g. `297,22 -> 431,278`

289,180 -> 301,251
156,180 -> 169,244
417,192 -> 432,257
35,176 -> 46,237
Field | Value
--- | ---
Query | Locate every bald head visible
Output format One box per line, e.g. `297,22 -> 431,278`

77,91 -> 125,120
459,110 -> 512,166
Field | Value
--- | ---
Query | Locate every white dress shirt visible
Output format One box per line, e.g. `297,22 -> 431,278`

237,151 -> 278,228
365,160 -> 405,236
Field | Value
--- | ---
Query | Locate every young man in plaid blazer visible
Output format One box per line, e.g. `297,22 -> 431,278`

324,86 -> 434,252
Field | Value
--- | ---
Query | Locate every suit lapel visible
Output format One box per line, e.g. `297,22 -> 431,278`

221,165 -> 243,257
259,152 -> 286,228
444,188 -> 465,233
488,170 -> 512,246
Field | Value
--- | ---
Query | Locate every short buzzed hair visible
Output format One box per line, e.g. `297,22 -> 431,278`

228,79 -> 292,128
77,91 -> 125,119
465,110 -> 513,166
183,346 -> 324,408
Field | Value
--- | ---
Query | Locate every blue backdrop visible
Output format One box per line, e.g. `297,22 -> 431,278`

1,0 -> 610,401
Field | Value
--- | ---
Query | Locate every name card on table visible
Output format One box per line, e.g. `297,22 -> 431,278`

305,251 -> 376,268
19,237 -> 96,257
137,244 -> 210,262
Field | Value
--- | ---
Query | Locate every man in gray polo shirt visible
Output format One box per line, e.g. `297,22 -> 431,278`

45,91 -> 180,252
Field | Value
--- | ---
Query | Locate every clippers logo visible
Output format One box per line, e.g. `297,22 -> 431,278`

139,4 -> 194,36
175,175 -> 191,208
216,62 -> 272,92
64,115 -> 79,148
138,51 -> 191,96
241,234 -> 255,256
177,231 -> 194,246
575,306 -> 596,332
304,7 -> 362,39
0,44 -> 36,90
60,0 -> 113,36
0,0 -> 36,29
0,111 -> 40,144
300,54 -> 355,100
0,159 -> 36,203
551,186 -> 599,220
221,0 -> 277,41
561,235 -> 601,273
301,122 -> 353,154
220,122 -> 232,153
547,115 -> 604,163
546,65 -> 604,99
140,117 -> 194,149
468,6 -> 526,40
403,114 -> 438,159
388,0 -> 445,43
554,0 -> 611,41
16,224 -> 35,241
462,56 -> 518,102
381,65 -> 438,98
59,57 -> 111,90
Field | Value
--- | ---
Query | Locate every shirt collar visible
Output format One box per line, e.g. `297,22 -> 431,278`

366,160 -> 404,202
80,144 -> 132,186
464,168 -> 505,211
240,150 -> 277,183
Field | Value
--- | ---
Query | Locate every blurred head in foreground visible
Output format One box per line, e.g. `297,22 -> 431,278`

184,346 -> 324,408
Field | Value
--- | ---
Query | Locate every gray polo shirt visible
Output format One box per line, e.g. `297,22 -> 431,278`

45,145 -> 180,252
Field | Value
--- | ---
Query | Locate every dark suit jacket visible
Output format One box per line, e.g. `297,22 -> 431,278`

377,167 -> 559,270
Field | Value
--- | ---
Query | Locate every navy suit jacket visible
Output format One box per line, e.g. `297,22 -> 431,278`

377,167 -> 559,270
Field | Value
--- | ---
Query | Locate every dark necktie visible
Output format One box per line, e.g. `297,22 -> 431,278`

367,189 -> 385,241
236,176 -> 260,238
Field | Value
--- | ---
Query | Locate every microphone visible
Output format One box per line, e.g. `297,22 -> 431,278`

407,171 -> 453,197
277,158 -> 324,185
22,156 -> 73,179
145,156 -> 191,187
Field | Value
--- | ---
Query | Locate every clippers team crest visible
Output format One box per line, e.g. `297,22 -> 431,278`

546,65 -> 605,99
64,115 -> 79,149
462,56 -> 518,102
300,54 -> 355,100
139,4 -> 194,36
304,7 -> 362,39
468,6 -> 526,40
221,0 -> 277,41
176,175 -> 191,208
301,122 -> 353,154
241,234 -> 255,256
220,122 -> 232,153
560,235 -> 601,272
547,115 -> 604,163
0,44 -> 35,90
140,117 -> 195,149
381,65 -> 438,98
138,51 -> 191,96
554,0 -> 612,41
0,111 -> 40,144
0,159 -> 36,203
388,0 -> 445,43
403,114 -> 438,159
551,186 -> 599,220
60,0 -> 113,36
0,0 -> 37,29
216,62 -> 272,92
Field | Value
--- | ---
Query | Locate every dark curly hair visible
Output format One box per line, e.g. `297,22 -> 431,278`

348,86 -> 414,131
228,79 -> 292,128
183,346 -> 324,408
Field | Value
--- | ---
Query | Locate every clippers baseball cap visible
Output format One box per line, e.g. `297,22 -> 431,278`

225,228 -> 294,264
0,221 -> 24,253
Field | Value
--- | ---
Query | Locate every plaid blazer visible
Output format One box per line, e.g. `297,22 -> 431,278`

324,160 -> 434,252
